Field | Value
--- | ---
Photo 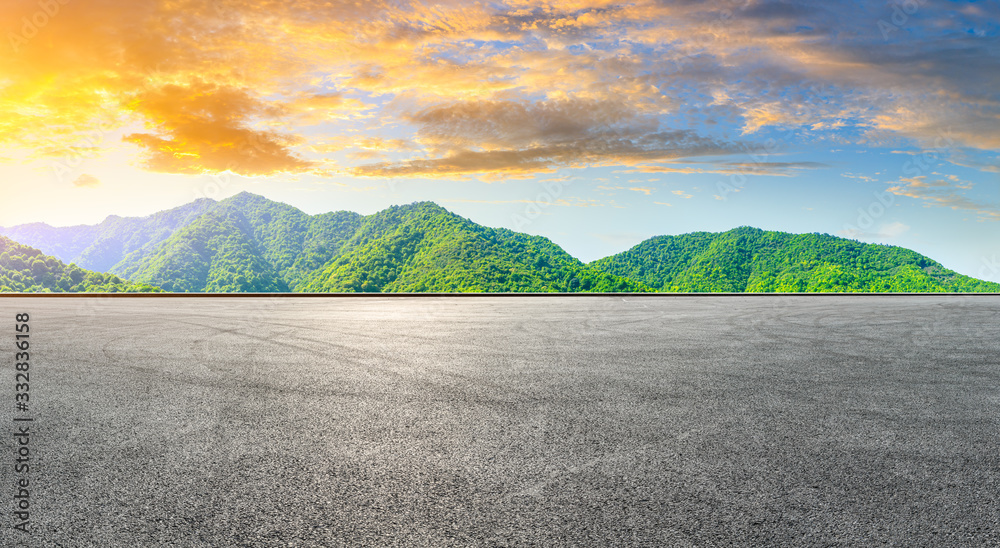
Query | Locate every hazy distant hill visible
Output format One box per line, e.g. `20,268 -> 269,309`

0,222 -> 102,264
588,227 -> 1000,293
0,236 -> 161,293
0,198 -> 215,272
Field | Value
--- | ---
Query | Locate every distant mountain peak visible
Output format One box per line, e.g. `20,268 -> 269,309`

224,191 -> 267,203
394,201 -> 452,214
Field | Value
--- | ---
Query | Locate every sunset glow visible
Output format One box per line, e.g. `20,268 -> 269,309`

1,0 -> 997,277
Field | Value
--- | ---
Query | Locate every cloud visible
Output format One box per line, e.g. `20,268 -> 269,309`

352,122 -> 746,179
627,161 -> 827,177
122,82 -> 314,175
283,92 -> 372,125
841,172 -> 878,182
1,0 -> 998,181
346,96 -> 749,178
403,98 -> 650,151
886,176 -> 999,221
72,174 -> 101,188
878,221 -> 910,239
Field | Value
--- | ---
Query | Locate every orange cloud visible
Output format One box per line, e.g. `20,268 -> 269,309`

0,0 -> 997,181
72,174 -> 101,188
122,82 -> 313,175
283,92 -> 372,125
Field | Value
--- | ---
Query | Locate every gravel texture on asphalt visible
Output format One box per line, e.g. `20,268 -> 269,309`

1,296 -> 998,547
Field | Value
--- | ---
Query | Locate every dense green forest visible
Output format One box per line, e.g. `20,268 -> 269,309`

183,193 -> 363,291
2,194 -> 998,293
107,194 -> 646,293
114,207 -> 288,293
0,236 -> 161,293
111,193 -> 365,292
300,202 -> 649,293
588,227 -> 1000,293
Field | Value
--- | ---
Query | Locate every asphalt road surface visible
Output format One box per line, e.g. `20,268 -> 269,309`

1,295 -> 998,546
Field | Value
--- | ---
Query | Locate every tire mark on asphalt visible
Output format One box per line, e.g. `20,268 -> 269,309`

95,318 -> 392,396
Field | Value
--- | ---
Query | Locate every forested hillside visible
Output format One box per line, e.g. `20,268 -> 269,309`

589,227 -> 1000,293
200,193 -> 363,291
0,236 -> 161,293
110,193 -> 364,292
113,207 -> 289,293
301,202 -> 649,293
65,193 -> 645,293
3,195 -> 998,293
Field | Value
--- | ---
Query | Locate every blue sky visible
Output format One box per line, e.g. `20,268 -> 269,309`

0,0 -> 997,278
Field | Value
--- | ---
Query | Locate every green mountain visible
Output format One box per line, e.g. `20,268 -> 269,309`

588,226 -> 1000,293
0,198 -> 215,272
3,195 -> 997,293
111,193 -> 645,293
0,236 -> 161,293
113,206 -> 288,293
196,192 -> 363,291
300,202 -> 649,293
113,193 -> 363,292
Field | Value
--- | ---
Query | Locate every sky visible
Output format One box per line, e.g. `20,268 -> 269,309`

0,0 -> 997,279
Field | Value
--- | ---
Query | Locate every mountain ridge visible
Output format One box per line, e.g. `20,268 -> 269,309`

299,201 -> 649,293
588,226 -> 1000,293
2,193 -> 998,293
0,198 -> 217,272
